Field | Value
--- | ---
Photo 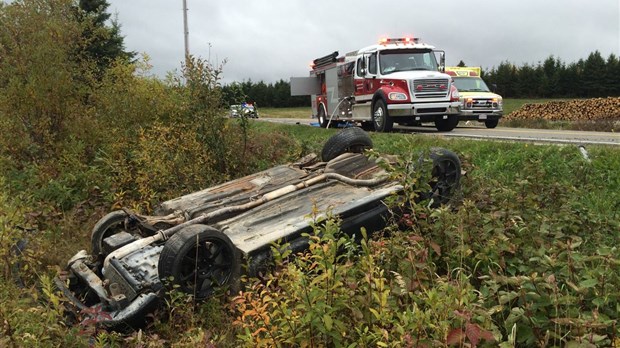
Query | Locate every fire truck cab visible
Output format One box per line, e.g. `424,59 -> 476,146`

291,38 -> 461,132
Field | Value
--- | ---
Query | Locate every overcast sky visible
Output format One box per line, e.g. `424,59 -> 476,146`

107,0 -> 620,84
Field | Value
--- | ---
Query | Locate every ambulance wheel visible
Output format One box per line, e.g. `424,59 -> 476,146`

317,104 -> 329,128
372,99 -> 393,132
485,119 -> 499,129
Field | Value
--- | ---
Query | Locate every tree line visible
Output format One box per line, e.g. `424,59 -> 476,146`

221,80 -> 310,108
481,51 -> 620,98
223,50 -> 620,107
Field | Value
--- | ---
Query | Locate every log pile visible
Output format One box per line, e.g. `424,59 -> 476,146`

506,97 -> 620,121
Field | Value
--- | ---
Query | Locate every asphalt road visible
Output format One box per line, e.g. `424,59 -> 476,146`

258,118 -> 620,147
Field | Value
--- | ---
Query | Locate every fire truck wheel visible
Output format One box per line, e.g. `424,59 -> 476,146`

317,104 -> 329,128
434,115 -> 458,132
321,127 -> 373,162
372,99 -> 393,132
485,119 -> 499,128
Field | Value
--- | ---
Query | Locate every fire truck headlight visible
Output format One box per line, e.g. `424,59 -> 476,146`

388,92 -> 408,101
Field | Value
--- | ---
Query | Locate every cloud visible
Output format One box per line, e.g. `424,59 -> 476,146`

108,0 -> 620,83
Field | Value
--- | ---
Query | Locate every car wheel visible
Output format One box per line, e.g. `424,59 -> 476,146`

91,210 -> 129,256
434,115 -> 459,132
321,127 -> 373,162
372,99 -> 393,132
317,104 -> 329,128
485,119 -> 499,128
428,148 -> 461,208
158,225 -> 240,299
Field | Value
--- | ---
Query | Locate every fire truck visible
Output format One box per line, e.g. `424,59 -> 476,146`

290,37 -> 461,132
445,67 -> 503,128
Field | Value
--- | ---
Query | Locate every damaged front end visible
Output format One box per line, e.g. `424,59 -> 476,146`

53,136 -> 462,332
55,211 -> 191,330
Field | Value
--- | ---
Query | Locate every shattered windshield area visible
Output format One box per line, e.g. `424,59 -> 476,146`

379,49 -> 438,75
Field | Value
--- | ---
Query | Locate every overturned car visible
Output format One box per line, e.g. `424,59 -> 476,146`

55,127 -> 461,330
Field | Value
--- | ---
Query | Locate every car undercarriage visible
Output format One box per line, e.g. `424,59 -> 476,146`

54,127 -> 462,330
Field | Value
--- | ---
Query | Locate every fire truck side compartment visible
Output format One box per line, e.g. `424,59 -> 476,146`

290,77 -> 321,96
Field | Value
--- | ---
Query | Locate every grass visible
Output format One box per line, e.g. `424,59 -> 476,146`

2,120 -> 620,346
229,122 -> 620,346
259,107 -> 313,119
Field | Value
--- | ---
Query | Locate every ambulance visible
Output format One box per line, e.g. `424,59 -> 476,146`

445,67 -> 503,128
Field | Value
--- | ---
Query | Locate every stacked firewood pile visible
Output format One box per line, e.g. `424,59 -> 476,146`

506,97 -> 620,121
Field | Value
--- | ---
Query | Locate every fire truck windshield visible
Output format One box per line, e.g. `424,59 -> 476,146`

379,49 -> 438,75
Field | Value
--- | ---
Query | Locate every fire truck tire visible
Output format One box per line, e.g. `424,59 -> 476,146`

372,99 -> 393,132
485,119 -> 499,129
321,127 -> 373,162
317,104 -> 329,128
158,224 -> 240,300
434,115 -> 458,132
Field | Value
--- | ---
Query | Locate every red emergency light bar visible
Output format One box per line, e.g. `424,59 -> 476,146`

379,37 -> 420,45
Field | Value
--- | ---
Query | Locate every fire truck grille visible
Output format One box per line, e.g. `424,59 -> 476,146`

412,79 -> 450,99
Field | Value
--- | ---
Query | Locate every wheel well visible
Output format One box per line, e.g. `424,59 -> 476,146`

318,102 -> 327,115
371,91 -> 387,110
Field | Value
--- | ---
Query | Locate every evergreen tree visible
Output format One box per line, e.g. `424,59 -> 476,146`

221,82 -> 246,106
605,53 -> 620,96
516,64 -> 540,98
539,56 -> 560,97
583,51 -> 606,97
488,61 -> 518,97
77,0 -> 135,75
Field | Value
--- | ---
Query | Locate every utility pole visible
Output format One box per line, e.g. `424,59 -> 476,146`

182,0 -> 189,62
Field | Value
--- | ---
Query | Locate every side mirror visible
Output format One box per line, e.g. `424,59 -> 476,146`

359,58 -> 367,76
491,83 -> 498,92
439,53 -> 446,73
434,50 -> 446,73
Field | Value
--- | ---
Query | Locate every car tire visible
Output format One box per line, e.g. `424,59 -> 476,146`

372,99 -> 393,132
158,225 -> 240,299
321,127 -> 373,162
434,115 -> 459,132
91,210 -> 129,256
428,148 -> 461,208
485,119 -> 499,128
317,104 -> 329,128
